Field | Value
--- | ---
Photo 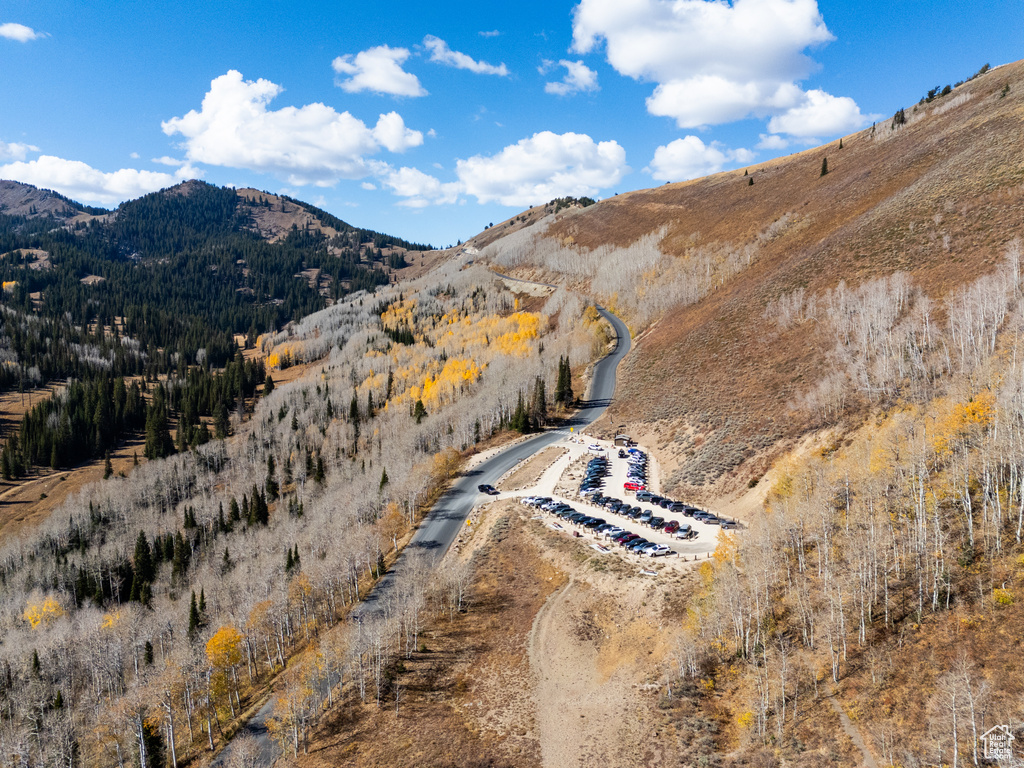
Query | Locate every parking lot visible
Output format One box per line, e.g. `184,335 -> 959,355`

480,434 -> 739,568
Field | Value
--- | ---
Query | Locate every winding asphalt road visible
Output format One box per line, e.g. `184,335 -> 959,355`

213,303 -> 630,766
356,304 -> 629,609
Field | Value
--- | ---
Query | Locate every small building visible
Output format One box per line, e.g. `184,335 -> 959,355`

614,434 -> 631,446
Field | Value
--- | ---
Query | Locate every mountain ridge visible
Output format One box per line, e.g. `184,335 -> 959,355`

471,56 -> 1024,503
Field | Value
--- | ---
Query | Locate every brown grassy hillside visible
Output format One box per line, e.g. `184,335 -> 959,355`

484,60 -> 1024,502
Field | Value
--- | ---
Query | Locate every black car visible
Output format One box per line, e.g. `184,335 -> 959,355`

649,517 -> 666,530
478,484 -> 499,495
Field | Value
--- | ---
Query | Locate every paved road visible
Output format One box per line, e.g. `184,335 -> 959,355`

356,304 -> 629,610
213,304 -> 630,766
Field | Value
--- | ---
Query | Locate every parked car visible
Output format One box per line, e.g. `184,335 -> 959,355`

674,526 -> 696,540
639,510 -> 653,523
477,484 -> 499,495
624,481 -> 646,492
649,516 -> 666,530
647,544 -> 673,557
636,490 -> 653,502
663,520 -> 680,534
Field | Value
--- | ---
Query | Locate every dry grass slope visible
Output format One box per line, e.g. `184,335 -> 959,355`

487,60 -> 1024,501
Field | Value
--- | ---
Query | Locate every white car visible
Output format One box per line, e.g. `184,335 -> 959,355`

647,544 -> 674,557
588,444 -> 604,453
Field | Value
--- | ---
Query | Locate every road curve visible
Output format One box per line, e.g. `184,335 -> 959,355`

214,303 -> 630,766
360,303 -> 629,591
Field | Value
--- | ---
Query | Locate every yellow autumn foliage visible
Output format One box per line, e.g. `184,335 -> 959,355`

372,302 -> 546,410
24,596 -> 64,629
206,626 -> 244,670
932,391 -> 995,455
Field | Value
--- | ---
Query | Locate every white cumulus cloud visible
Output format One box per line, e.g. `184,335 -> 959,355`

161,70 -> 423,186
0,139 -> 39,161
767,88 -> 870,138
332,45 -> 426,97
647,136 -> 753,181
571,0 -> 866,137
379,131 -> 628,208
0,155 -> 195,206
646,76 -> 804,128
382,166 -> 461,208
0,23 -> 43,42
544,60 -> 599,96
456,131 -> 627,207
756,133 -> 790,150
423,35 -> 509,76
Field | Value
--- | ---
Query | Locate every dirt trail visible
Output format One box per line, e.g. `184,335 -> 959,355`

528,577 -> 657,768
828,694 -> 879,768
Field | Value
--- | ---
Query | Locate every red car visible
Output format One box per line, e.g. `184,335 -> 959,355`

623,481 -> 647,492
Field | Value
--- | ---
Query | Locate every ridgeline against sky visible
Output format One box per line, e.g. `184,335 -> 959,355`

0,0 -> 1021,245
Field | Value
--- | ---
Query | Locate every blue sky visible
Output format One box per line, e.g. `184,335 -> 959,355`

0,1 -> 1020,247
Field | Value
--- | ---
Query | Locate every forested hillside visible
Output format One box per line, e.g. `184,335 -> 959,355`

0,255 -> 606,767
0,179 -> 433,484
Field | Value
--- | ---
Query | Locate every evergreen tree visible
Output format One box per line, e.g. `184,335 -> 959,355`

820,157 -> 829,177
265,455 -> 279,501
172,531 -> 190,578
144,641 -> 154,665
314,455 -> 325,484
31,649 -> 40,676
379,467 -> 389,491
133,531 -> 154,584
560,357 -> 574,405
142,718 -> 165,768
214,401 -> 230,439
413,399 -> 427,424
511,390 -> 531,433
103,451 -> 113,479
229,496 -> 241,523
264,372 -> 275,395
187,591 -> 200,640
531,376 -> 547,427
143,386 -> 174,460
